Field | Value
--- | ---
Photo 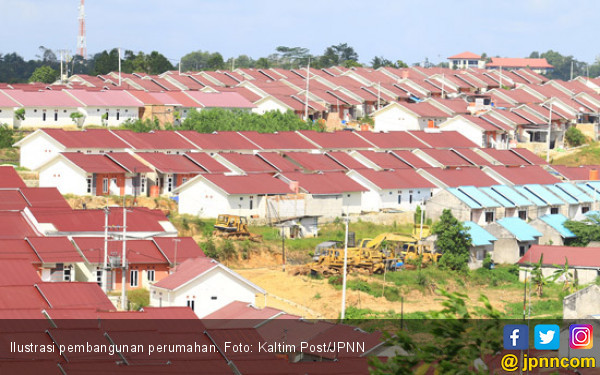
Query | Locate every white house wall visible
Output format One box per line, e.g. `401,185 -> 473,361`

177,179 -> 230,218
81,106 -> 139,127
19,133 -> 65,170
440,119 -> 484,147
373,106 -> 419,131
38,158 -> 88,195
342,192 -> 362,214
253,98 -> 289,115
0,107 -> 14,127
19,107 -> 79,128
150,268 -> 257,318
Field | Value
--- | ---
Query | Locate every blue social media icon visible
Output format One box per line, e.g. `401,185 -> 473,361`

535,324 -> 560,350
504,324 -> 529,350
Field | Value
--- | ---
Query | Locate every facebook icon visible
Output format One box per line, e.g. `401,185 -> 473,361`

504,324 -> 529,350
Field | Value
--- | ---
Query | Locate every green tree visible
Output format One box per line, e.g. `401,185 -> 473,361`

0,124 -> 14,148
255,57 -> 270,69
431,210 -> 472,272
565,126 -> 587,147
181,50 -> 212,71
564,214 -> 600,246
92,48 -> 120,75
370,290 -> 502,374
275,46 -> 311,69
29,65 -> 59,83
320,43 -> 359,67
206,52 -> 225,70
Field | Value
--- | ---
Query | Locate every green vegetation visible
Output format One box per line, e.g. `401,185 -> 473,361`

0,124 -> 14,149
552,142 -> 600,166
14,108 -> 25,121
565,214 -> 600,246
127,289 -> 150,311
431,209 -> 472,272
565,126 -> 587,147
29,65 -> 59,83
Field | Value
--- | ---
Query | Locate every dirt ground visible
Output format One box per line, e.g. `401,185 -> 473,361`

235,267 -> 525,319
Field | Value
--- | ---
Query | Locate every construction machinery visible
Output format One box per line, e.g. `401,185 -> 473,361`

213,214 -> 262,242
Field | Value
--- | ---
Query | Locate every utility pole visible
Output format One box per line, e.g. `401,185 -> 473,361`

304,58 -> 310,121
121,206 -> 129,310
570,60 -> 574,81
547,103 -> 553,163
103,206 -> 109,293
172,238 -> 181,273
118,48 -> 122,86
340,212 -> 349,320
377,82 -> 381,111
281,226 -> 286,272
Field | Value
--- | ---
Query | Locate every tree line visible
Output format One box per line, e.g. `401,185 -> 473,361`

2,45 -> 599,84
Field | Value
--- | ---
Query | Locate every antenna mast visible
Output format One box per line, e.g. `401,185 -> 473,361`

77,0 -> 87,58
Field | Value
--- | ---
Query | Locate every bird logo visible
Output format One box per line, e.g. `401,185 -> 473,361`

539,330 -> 555,345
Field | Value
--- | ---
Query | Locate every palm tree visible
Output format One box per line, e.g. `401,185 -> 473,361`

530,254 -> 547,297
552,257 -> 574,293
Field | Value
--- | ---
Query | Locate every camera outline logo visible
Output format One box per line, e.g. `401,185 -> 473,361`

504,324 -> 529,350
569,324 -> 593,349
534,324 -> 560,350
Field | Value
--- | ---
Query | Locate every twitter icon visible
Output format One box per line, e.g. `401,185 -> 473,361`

535,324 -> 560,350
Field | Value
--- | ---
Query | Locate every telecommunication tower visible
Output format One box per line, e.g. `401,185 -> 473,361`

77,0 -> 87,58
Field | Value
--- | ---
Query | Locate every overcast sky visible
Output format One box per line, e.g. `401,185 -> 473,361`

2,0 -> 598,65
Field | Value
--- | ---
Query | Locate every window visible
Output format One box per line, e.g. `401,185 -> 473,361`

42,112 -> 46,121
519,246 -> 526,257
116,112 -> 120,121
485,211 -> 494,223
96,269 -> 102,286
167,176 -> 174,192
550,207 -> 559,215
102,178 -> 108,193
63,267 -> 72,281
140,176 -> 146,193
54,112 -> 58,121
147,269 -> 155,282
186,299 -> 195,311
130,270 -> 138,287
582,206 -> 590,214
86,178 -> 92,193
398,195 -> 402,204
409,195 -> 413,204
249,199 -> 253,210
476,250 -> 485,261
182,177 -> 188,184
518,210 -> 527,220
211,296 -> 217,300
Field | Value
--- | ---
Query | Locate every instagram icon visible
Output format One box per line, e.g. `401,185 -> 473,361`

570,324 -> 593,349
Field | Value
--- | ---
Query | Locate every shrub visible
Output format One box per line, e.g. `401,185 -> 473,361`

565,126 -> 587,147
0,124 -> 14,148
220,240 -> 237,260
201,238 -> 218,259
127,289 -> 149,311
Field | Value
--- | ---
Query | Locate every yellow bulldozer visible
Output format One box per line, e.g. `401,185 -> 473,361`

213,214 -> 262,242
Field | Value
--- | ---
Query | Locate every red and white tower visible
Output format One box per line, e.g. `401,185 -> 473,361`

77,0 -> 87,58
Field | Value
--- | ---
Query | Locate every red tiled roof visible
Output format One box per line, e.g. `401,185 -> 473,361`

551,165 -> 600,181
152,237 -> 205,264
284,152 -> 347,172
353,169 -> 435,189
280,172 -> 368,194
0,259 -> 41,286
487,165 -> 560,185
177,131 -> 257,151
30,207 -> 171,233
163,91 -> 204,107
460,115 -> 504,131
0,190 -> 29,210
256,152 -> 302,172
73,237 -> 168,265
105,152 -> 153,173
183,91 -> 254,108
448,51 -> 481,60
356,151 -> 412,169
0,286 -> 50,309
20,187 -> 71,209
153,257 -> 218,290
126,90 -> 187,106
217,153 -> 279,174
0,166 -> 26,188
66,90 -> 143,107
487,58 -> 553,69
200,71 -> 241,86
325,151 -> 372,170
0,91 -> 21,106
2,89 -> 81,107
488,108 -> 532,125
0,212 -> 40,239
61,153 -> 127,173
184,153 -> 230,174
216,86 -> 263,103
409,130 -> 478,148
452,149 -> 493,167
238,131 -> 318,150
199,173 -> 291,195
112,130 -> 196,150
0,239 -> 39,262
27,237 -> 83,264
477,114 -> 514,132
478,149 -> 534,166
162,74 -> 206,90
518,245 -> 600,267
357,131 -> 428,149
135,153 -> 205,174
428,98 -> 470,114
203,301 -> 283,323
400,102 -> 449,118
421,167 -> 499,187
36,282 -> 115,310
389,150 -> 434,169
39,128 -> 130,149
296,130 -> 372,149
418,149 -> 478,167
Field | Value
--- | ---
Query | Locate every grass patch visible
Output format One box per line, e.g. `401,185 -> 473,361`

552,141 -> 600,166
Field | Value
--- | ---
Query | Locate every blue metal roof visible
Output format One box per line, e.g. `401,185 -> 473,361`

539,214 -> 576,238
457,186 -> 501,208
545,185 -> 578,205
463,221 -> 497,246
520,184 -> 564,206
514,186 -> 547,206
448,188 -> 482,209
576,183 -> 599,198
480,187 -> 515,208
490,185 -> 533,207
555,183 -> 593,203
497,217 -> 543,242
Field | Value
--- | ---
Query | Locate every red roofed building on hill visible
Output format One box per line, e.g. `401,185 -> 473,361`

487,57 -> 554,74
149,257 -> 265,318
518,245 -> 600,284
447,51 -> 484,70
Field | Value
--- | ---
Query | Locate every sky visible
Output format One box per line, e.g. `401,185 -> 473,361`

2,0 -> 599,65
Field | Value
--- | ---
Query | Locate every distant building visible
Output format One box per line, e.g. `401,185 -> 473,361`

447,52 -> 485,70
486,58 -> 554,75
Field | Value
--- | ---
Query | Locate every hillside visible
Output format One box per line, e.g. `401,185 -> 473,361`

551,142 -> 600,166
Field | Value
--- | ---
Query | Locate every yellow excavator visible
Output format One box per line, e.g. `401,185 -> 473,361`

213,214 -> 262,242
